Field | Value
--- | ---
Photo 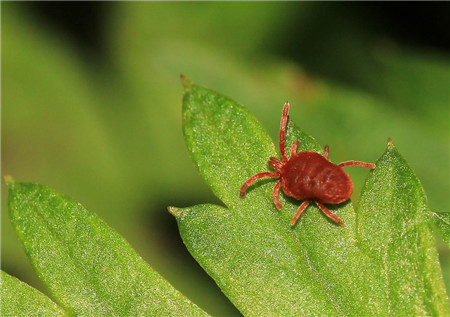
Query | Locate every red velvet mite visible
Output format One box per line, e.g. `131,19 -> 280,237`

240,102 -> 375,226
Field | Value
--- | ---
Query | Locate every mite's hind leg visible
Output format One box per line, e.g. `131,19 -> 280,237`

290,200 -> 310,226
316,202 -> 345,226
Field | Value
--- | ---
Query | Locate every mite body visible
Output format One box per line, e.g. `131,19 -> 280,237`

280,152 -> 353,204
240,102 -> 375,226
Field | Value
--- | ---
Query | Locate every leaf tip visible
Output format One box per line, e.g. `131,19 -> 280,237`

167,206 -> 183,219
180,74 -> 193,89
386,137 -> 396,150
3,174 -> 15,187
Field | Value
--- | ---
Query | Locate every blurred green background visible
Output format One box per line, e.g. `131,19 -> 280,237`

2,2 -> 449,315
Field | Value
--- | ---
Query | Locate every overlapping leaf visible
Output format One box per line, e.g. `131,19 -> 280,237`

357,141 -> 449,314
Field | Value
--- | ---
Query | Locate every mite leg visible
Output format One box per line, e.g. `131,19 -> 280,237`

316,202 -> 345,226
269,157 -> 283,165
279,102 -> 290,162
324,145 -> 329,160
290,141 -> 300,158
269,157 -> 283,170
290,200 -> 310,226
240,172 -> 280,197
273,181 -> 282,210
338,161 -> 376,169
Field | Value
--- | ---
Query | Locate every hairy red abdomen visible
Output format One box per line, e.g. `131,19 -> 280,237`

280,152 -> 353,204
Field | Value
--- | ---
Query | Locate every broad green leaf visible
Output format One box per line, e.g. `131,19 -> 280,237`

432,211 -> 450,247
0,270 -> 67,316
356,140 -> 449,315
174,82 -> 386,316
7,178 -> 208,316
173,82 -> 449,316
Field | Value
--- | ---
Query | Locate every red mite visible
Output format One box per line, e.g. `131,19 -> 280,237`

240,102 -> 375,226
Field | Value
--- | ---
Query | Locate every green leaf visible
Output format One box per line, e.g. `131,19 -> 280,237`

432,211 -> 450,247
356,139 -> 449,314
176,82 -> 378,315
7,179 -> 208,316
0,270 -> 67,316
173,82 -> 449,316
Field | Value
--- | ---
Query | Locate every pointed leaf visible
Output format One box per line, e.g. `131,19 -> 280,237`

1,270 -> 67,316
356,140 -> 449,315
176,82 -> 391,315
182,81 -> 277,207
176,82 -> 449,316
7,179 -> 208,316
